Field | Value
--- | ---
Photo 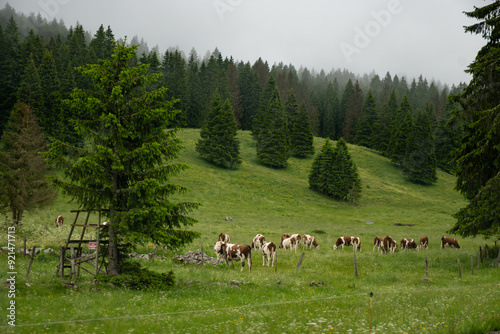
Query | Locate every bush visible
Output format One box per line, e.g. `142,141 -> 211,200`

97,260 -> 175,290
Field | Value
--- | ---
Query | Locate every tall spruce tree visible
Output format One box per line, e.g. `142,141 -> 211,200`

256,85 -> 290,168
373,90 -> 398,155
342,80 -> 364,142
354,91 -> 378,148
196,92 -> 241,169
0,103 -> 56,225
335,138 -> 362,203
290,103 -> 314,158
402,110 -> 437,184
388,95 -> 413,166
449,1 -> 500,238
45,42 -> 200,276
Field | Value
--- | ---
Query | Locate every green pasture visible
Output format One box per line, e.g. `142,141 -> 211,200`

0,129 -> 499,333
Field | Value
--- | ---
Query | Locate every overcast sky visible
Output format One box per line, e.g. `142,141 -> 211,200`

4,0 -> 487,86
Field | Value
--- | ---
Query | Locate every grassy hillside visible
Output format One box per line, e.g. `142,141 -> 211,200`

171,129 -> 467,250
1,129 -> 499,334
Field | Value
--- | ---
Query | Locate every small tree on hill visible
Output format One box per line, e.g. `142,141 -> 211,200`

196,92 -> 242,169
45,42 -> 200,276
290,103 -> 314,158
0,102 -> 56,225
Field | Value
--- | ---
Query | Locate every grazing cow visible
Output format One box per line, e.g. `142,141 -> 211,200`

401,238 -> 418,251
420,236 -> 429,249
214,241 -> 252,272
441,236 -> 460,249
225,216 -> 233,221
333,236 -> 361,251
281,237 -> 298,253
302,234 -> 319,250
381,235 -> 395,253
373,236 -> 384,252
262,241 -> 277,267
252,234 -> 265,250
290,234 -> 302,248
279,233 -> 291,248
55,215 -> 64,228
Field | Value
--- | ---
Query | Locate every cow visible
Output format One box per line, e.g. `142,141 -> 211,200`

401,238 -> 418,251
373,236 -> 384,252
420,236 -> 429,249
218,232 -> 230,243
55,215 -> 64,228
333,236 -> 361,251
262,241 -> 277,267
281,237 -> 298,253
252,234 -> 265,250
279,233 -> 291,248
214,241 -> 252,272
381,235 -> 395,253
302,234 -> 319,250
225,216 -> 233,221
441,236 -> 460,249
290,234 -> 301,248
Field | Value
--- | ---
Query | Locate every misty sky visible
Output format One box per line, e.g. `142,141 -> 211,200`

4,0 -> 487,85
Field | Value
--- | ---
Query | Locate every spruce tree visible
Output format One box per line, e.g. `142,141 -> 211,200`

290,103 -> 314,158
252,75 -> 277,138
308,138 -> 338,196
403,110 -> 438,184
335,138 -> 362,202
0,103 -> 56,225
45,42 -> 200,276
342,81 -> 364,142
354,91 -> 378,148
373,90 -> 398,155
388,95 -> 413,166
196,93 -> 241,169
256,85 -> 290,168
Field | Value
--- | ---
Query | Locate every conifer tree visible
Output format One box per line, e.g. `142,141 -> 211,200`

373,90 -> 398,154
335,138 -> 362,202
17,54 -> 44,113
45,42 -> 200,276
290,103 -> 314,158
308,138 -> 339,196
238,62 -> 261,131
337,79 -> 353,140
342,81 -> 364,142
284,89 -> 299,129
403,110 -> 437,184
252,75 -> 278,138
388,95 -> 413,166
354,91 -> 378,148
196,93 -> 241,169
186,51 -> 203,128
0,103 -> 56,225
256,85 -> 290,168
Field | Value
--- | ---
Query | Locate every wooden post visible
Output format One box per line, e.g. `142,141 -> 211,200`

369,292 -> 373,334
70,246 -> 75,281
26,246 -> 36,281
471,256 -> 474,275
354,252 -> 358,277
425,257 -> 428,277
296,252 -> 305,272
485,244 -> 489,258
479,246 -> 483,262
23,233 -> 27,257
458,258 -> 462,278
478,251 -> 480,270
60,246 -> 64,279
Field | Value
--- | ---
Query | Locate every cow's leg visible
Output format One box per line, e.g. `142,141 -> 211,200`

262,254 -> 266,267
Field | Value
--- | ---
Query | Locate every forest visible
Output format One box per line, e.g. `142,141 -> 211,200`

0,3 -> 465,179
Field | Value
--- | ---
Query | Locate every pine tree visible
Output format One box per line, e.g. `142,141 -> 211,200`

284,89 -> 299,129
449,1 -> 500,238
186,50 -> 203,128
336,79 -> 353,140
403,110 -> 437,184
196,93 -> 241,169
290,103 -> 314,158
335,138 -> 362,202
372,90 -> 398,154
0,103 -> 56,225
44,42 -> 200,276
17,54 -> 44,113
342,80 -> 364,142
256,85 -> 290,168
252,75 -> 278,138
354,91 -> 378,148
388,95 -> 413,166
38,50 -> 61,138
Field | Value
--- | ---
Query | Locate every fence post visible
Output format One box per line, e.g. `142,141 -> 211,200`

296,253 -> 305,272
477,251 -> 480,270
458,258 -> 462,278
26,246 -> 36,281
354,252 -> 358,277
425,257 -> 428,278
70,246 -> 75,281
479,246 -> 483,262
369,292 -> 373,334
59,246 -> 64,279
23,233 -> 27,257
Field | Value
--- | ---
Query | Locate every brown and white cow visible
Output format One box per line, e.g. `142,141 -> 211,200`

262,241 -> 277,267
381,235 -> 396,253
333,236 -> 361,251
401,238 -> 418,251
302,234 -> 319,250
373,236 -> 384,252
420,236 -> 429,249
55,215 -> 64,228
214,241 -> 252,272
441,236 -> 460,249
279,233 -> 291,248
281,237 -> 298,253
290,234 -> 302,248
218,232 -> 230,243
251,234 -> 265,250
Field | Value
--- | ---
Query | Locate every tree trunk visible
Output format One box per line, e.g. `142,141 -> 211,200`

107,223 -> 120,276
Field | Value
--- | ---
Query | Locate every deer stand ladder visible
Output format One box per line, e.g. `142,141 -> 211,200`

56,210 -> 109,280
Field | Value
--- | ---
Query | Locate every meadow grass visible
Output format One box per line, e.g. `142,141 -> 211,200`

0,129 -> 499,333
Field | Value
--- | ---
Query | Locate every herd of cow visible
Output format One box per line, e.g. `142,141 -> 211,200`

213,232 -> 461,272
